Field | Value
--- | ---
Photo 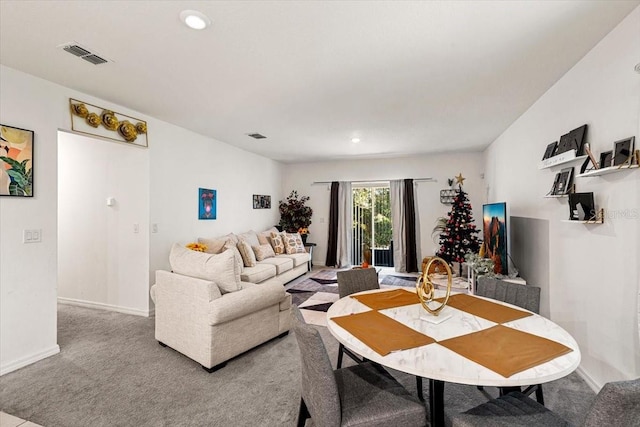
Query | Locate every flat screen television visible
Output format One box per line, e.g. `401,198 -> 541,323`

482,202 -> 508,275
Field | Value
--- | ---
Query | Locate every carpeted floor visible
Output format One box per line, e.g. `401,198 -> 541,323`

0,289 -> 596,426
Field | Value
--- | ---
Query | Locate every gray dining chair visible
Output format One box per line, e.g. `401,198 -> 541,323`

335,268 -> 380,369
291,306 -> 427,427
475,277 -> 544,404
451,377 -> 640,427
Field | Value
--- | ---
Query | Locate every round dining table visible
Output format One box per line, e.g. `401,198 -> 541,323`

326,288 -> 581,426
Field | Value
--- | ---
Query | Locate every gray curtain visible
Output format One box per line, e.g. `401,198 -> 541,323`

336,181 -> 352,267
390,180 -> 406,272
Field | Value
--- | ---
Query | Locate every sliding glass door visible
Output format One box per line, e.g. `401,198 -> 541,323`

352,183 -> 393,267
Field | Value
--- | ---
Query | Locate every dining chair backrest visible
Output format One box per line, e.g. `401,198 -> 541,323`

336,268 -> 380,299
291,306 -> 341,426
583,377 -> 640,427
476,277 -> 540,314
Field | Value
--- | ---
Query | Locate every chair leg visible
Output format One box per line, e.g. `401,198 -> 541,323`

297,397 -> 310,427
337,343 -> 345,368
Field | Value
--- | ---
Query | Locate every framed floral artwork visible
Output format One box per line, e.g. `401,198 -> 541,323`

1,124 -> 34,197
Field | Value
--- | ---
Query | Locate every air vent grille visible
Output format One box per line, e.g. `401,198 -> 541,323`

247,133 -> 267,139
59,42 -> 110,65
82,54 -> 108,65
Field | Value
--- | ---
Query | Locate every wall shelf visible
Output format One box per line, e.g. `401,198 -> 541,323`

544,194 -> 569,198
576,163 -> 639,178
539,150 -> 587,170
561,208 -> 605,224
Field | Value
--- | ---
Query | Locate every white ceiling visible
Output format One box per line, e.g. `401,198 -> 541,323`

1,1 -> 638,163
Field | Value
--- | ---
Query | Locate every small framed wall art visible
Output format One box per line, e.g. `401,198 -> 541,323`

612,136 -> 635,166
569,192 -> 596,221
553,167 -> 574,195
599,150 -> 613,168
199,188 -> 217,220
253,194 -> 271,209
541,141 -> 557,160
1,124 -> 34,197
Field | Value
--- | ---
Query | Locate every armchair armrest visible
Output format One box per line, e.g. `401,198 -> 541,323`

155,270 -> 222,302
208,282 -> 287,325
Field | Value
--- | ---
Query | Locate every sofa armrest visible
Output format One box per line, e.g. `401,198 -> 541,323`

155,270 -> 222,302
208,282 -> 287,325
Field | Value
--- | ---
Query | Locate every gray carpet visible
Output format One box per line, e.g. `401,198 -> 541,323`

0,304 -> 595,426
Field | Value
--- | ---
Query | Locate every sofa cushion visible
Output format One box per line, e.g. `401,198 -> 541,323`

208,281 -> 288,325
222,240 -> 243,282
197,236 -> 229,254
270,232 -> 286,255
237,240 -> 257,267
169,244 -> 240,293
238,230 -> 260,247
241,263 -> 277,283
259,256 -> 293,275
283,232 -> 306,254
253,243 -> 276,261
277,252 -> 309,267
221,233 -> 239,244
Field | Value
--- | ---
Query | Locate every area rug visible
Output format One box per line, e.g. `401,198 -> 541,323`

289,270 -> 419,326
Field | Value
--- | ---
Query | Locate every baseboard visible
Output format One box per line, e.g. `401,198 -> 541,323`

0,344 -> 60,376
576,366 -> 601,393
58,297 -> 153,317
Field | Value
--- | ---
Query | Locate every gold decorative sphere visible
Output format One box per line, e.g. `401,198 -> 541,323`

118,121 -> 138,142
416,257 -> 452,316
85,112 -> 101,128
71,103 -> 89,118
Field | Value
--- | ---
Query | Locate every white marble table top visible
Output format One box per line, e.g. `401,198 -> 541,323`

326,288 -> 581,387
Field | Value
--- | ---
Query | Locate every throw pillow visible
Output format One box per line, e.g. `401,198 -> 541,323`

270,232 -> 285,255
237,240 -> 257,267
169,243 -> 240,293
222,239 -> 243,283
237,230 -> 260,247
252,244 -> 275,261
197,237 -> 229,254
283,232 -> 306,254
258,227 -> 280,245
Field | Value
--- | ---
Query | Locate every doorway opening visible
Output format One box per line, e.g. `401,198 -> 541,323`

352,183 -> 393,267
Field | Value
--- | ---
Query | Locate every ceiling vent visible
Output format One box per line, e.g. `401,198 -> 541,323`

247,133 -> 267,139
58,42 -> 110,65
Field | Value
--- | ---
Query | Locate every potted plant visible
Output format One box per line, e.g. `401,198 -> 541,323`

279,191 -> 313,239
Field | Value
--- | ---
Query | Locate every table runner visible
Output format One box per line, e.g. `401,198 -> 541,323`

436,293 -> 532,324
331,310 -> 435,356
438,324 -> 573,377
351,288 -> 419,310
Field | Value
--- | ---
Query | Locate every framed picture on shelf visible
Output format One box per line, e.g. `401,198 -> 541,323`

549,172 -> 561,195
1,124 -> 34,197
542,141 -> 558,160
557,124 -> 588,155
612,136 -> 635,166
599,150 -> 613,168
568,192 -> 595,221
554,167 -> 573,195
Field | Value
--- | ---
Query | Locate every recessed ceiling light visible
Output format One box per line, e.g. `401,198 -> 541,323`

351,137 -> 361,144
180,10 -> 211,30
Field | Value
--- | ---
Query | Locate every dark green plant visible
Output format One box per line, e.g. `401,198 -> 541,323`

0,156 -> 32,196
278,191 -> 312,233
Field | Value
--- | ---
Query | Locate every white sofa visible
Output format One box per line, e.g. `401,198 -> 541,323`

150,229 -> 310,371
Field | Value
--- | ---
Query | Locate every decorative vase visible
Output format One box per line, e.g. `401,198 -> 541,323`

301,234 -> 308,244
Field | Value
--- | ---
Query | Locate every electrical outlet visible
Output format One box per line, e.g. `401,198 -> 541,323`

133,223 -> 140,233
320,217 -> 325,223
152,223 -> 158,233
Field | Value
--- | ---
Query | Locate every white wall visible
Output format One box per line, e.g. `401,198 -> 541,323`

0,65 -> 284,374
58,131 -> 150,315
483,7 -> 640,390
282,153 -> 485,267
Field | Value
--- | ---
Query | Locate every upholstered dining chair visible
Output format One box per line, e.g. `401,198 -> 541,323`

291,306 -> 427,427
335,268 -> 380,368
451,377 -> 640,427
475,277 -> 544,404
